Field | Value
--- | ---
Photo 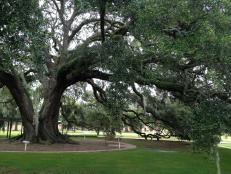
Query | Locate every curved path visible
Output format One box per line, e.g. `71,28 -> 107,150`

0,139 -> 136,153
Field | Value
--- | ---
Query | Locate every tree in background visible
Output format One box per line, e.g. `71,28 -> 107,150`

61,92 -> 123,138
0,87 -> 21,138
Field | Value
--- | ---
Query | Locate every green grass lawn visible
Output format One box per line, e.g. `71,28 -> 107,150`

221,135 -> 231,142
0,131 -> 21,139
219,143 -> 231,149
0,139 -> 230,174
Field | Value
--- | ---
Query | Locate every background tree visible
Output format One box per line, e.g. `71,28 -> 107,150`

0,87 -> 21,138
61,92 -> 123,138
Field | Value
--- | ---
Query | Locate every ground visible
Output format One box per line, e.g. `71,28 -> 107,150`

0,131 -> 231,174
0,138 -> 135,152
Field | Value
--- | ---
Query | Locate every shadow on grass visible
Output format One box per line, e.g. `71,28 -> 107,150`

122,139 -> 191,151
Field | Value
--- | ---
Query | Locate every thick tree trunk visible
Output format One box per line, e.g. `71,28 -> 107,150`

38,81 -> 67,143
9,81 -> 36,141
1,70 -> 82,143
0,71 -> 36,141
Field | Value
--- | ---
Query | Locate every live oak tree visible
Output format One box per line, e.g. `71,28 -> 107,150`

0,0 -> 131,142
0,0 -> 231,148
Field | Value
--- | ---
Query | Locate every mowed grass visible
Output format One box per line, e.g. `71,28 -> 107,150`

0,139 -> 231,174
0,131 -> 21,139
219,143 -> 231,149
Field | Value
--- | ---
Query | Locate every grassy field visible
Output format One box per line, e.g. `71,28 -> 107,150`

0,138 -> 230,174
219,143 -> 231,149
221,135 -> 231,142
0,131 -> 21,139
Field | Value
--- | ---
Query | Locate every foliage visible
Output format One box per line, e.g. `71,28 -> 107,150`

99,0 -> 231,151
61,95 -> 123,137
0,88 -> 19,120
190,100 -> 231,152
0,0 -> 45,72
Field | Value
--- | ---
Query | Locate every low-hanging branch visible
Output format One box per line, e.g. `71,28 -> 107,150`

122,114 -> 171,140
124,109 -> 156,127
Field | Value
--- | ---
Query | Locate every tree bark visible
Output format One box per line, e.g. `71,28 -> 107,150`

0,71 -> 36,141
38,81 -> 67,143
9,81 -> 36,141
